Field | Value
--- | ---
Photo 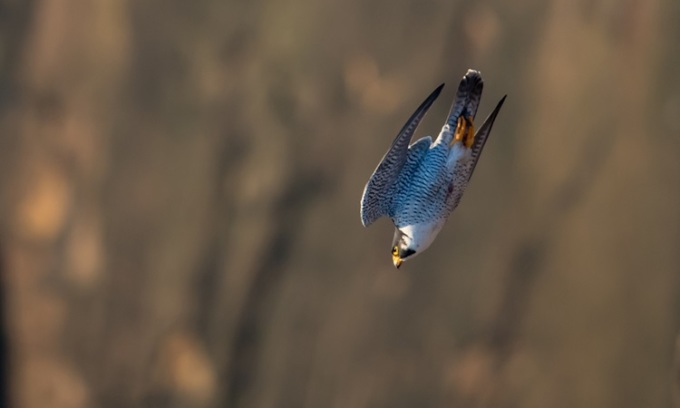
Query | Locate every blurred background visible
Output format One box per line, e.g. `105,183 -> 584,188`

1,0 -> 679,407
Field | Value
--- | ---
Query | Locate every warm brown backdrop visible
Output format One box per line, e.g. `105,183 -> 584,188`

1,0 -> 679,407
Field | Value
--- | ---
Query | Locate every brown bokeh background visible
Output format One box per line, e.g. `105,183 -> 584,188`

1,0 -> 679,407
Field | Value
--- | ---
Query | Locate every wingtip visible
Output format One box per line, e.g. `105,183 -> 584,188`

431,83 -> 445,98
418,82 -> 444,111
477,95 -> 506,129
492,95 -> 507,113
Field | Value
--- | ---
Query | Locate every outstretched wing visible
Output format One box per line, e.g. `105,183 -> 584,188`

360,84 -> 443,227
467,95 -> 506,181
446,94 -> 506,212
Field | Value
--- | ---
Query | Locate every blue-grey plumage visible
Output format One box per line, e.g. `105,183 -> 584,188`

360,69 -> 506,268
360,83 -> 444,227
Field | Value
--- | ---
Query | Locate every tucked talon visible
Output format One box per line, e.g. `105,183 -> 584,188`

452,115 -> 475,147
453,116 -> 466,144
464,115 -> 475,148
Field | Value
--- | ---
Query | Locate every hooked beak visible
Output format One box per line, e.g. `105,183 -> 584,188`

392,253 -> 403,268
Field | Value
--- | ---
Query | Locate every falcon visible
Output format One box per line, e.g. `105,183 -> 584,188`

360,69 -> 506,268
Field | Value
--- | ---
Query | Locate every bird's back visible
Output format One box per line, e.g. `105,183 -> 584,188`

391,143 -> 451,227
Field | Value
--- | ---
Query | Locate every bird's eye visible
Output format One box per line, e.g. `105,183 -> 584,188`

391,246 -> 398,255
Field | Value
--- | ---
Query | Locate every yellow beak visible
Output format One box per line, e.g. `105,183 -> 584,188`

392,254 -> 403,268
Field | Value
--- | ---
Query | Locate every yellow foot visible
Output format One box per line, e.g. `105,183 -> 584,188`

452,115 -> 475,148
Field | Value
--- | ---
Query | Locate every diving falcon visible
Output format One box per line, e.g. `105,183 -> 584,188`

360,69 -> 506,268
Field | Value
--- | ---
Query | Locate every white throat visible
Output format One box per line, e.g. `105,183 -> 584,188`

400,221 -> 446,254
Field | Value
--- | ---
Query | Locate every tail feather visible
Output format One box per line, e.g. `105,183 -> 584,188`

446,69 -> 484,129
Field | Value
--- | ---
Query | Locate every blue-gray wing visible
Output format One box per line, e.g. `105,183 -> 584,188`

467,95 -> 506,181
392,136 -> 432,199
360,84 -> 443,226
447,94 -> 507,211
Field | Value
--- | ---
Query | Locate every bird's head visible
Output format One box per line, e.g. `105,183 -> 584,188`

390,223 -> 444,268
391,229 -> 417,268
